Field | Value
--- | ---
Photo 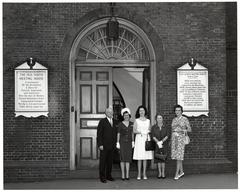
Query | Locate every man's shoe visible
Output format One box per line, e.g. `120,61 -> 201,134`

107,177 -> 115,181
100,178 -> 107,183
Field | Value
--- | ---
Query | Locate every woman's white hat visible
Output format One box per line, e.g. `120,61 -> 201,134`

121,108 -> 131,116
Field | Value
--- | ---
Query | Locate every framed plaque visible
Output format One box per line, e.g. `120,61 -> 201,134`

15,59 -> 48,117
177,60 -> 209,117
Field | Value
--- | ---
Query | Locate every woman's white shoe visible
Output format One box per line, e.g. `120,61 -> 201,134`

178,172 -> 184,178
174,176 -> 179,180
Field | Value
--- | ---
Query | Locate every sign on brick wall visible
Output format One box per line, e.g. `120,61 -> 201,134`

15,58 -> 48,117
177,58 -> 209,117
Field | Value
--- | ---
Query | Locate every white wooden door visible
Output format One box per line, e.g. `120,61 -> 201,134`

76,67 -> 112,168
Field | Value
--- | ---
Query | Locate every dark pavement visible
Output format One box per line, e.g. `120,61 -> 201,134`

4,173 -> 238,189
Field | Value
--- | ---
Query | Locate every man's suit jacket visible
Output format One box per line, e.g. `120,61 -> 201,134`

97,118 -> 117,150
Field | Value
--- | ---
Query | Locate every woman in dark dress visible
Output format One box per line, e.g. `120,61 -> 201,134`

151,113 -> 169,179
116,108 -> 134,180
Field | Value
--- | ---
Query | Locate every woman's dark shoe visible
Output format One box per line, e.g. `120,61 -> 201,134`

126,177 -> 130,180
121,178 -> 125,181
162,176 -> 166,179
107,177 -> 115,181
157,176 -> 161,179
100,178 -> 107,183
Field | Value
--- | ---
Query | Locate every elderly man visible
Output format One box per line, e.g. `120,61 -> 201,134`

97,106 -> 118,183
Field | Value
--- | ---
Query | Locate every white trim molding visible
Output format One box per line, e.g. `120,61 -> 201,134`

69,17 -> 156,170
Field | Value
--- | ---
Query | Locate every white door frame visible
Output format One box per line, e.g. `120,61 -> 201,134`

69,18 -> 156,170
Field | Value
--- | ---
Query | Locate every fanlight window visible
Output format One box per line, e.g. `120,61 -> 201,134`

77,25 -> 150,61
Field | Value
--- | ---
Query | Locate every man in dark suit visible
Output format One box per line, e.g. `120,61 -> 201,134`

97,106 -> 117,183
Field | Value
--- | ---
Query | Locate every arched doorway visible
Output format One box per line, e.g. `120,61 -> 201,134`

69,18 -> 156,169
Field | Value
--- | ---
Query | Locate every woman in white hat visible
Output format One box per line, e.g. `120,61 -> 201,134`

116,108 -> 134,180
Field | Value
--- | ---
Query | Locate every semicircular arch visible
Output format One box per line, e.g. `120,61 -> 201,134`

70,17 -> 155,65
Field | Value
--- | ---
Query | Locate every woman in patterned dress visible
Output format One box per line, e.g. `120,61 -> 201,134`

116,108 -> 134,180
171,104 -> 191,180
133,106 -> 153,180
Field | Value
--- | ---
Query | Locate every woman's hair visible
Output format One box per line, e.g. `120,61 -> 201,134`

155,113 -> 162,121
135,105 -> 148,118
174,104 -> 183,113
123,111 -> 131,118
119,111 -> 131,121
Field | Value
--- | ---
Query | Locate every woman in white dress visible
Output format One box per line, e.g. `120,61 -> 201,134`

133,105 -> 153,180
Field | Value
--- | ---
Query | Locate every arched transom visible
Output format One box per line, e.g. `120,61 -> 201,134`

76,24 -> 150,62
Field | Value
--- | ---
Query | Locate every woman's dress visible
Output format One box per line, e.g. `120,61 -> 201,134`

171,116 -> 191,160
117,121 -> 133,162
151,124 -> 169,163
133,118 -> 153,160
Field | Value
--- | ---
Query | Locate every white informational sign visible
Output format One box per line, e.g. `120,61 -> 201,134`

177,62 -> 209,117
15,60 -> 48,117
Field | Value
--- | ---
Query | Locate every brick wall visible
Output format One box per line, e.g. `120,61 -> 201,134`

225,2 -> 237,171
3,3 -> 104,182
3,2 -> 237,182
226,91 -> 237,166
119,3 -> 228,159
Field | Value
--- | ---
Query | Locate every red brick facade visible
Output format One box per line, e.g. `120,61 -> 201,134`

3,3 -> 237,182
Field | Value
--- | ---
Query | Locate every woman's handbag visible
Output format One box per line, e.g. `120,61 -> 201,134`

184,131 -> 190,145
145,134 -> 155,151
155,148 -> 167,161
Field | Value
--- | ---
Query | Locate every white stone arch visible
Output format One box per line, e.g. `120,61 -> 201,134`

69,17 -> 156,170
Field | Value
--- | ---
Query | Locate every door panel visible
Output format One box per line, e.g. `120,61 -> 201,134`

80,85 -> 92,113
80,137 -> 92,159
76,67 -> 112,168
96,85 -> 109,113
